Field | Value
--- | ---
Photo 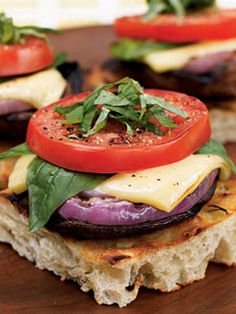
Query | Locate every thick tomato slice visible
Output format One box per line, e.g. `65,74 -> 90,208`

115,9 -> 236,43
0,36 -> 54,77
26,90 -> 210,173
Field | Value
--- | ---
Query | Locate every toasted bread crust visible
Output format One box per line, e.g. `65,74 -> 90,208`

209,99 -> 236,143
0,180 -> 236,307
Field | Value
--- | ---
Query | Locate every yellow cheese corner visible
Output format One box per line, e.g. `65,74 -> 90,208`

0,68 -> 66,109
143,39 -> 236,73
8,154 -> 36,194
98,155 -> 230,212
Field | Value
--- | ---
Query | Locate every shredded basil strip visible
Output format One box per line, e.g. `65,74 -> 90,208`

0,12 -> 59,44
55,77 -> 188,137
144,0 -> 216,21
27,157 -> 110,232
0,143 -> 31,159
195,139 -> 236,175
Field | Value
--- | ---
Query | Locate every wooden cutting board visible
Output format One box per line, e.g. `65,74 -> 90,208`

0,26 -> 236,314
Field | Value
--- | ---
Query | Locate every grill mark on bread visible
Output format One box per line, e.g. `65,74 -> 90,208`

104,254 -> 131,265
0,190 -> 29,217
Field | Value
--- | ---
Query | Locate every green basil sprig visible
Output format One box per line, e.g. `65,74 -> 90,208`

111,38 -> 180,61
0,12 -> 59,44
196,139 -> 236,175
144,0 -> 216,21
0,143 -> 109,232
54,51 -> 67,67
0,143 -> 31,159
27,157 -> 109,232
55,77 -> 188,137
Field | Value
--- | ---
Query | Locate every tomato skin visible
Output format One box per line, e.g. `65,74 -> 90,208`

26,90 -> 211,174
115,9 -> 236,43
0,36 -> 54,77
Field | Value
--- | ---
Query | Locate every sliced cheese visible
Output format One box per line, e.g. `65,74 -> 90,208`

98,154 -> 230,212
0,68 -> 66,109
143,38 -> 236,73
8,154 -> 36,194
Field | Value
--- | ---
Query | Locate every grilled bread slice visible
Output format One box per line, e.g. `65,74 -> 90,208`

207,99 -> 236,143
0,180 -> 236,307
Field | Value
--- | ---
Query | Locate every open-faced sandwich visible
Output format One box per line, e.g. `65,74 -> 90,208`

88,0 -> 236,143
0,12 -> 83,139
0,78 -> 236,307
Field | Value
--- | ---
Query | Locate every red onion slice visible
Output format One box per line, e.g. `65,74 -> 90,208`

184,51 -> 235,74
58,170 -> 218,226
0,99 -> 32,116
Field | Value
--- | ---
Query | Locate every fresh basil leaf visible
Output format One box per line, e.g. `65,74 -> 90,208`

141,94 -> 188,118
94,90 -> 130,107
123,121 -> 134,136
143,0 -> 216,20
17,25 -> 60,35
83,84 -> 111,111
83,108 -> 110,137
0,143 -> 31,160
27,157 -> 109,232
150,107 -> 177,127
81,109 -> 97,132
63,105 -> 84,124
141,120 -> 163,135
111,38 -> 179,61
117,77 -> 143,103
68,134 -> 81,140
15,26 -> 60,43
1,16 -> 14,43
54,51 -> 67,67
196,139 -> 236,175
54,102 -> 82,115
105,105 -> 138,120
143,0 -> 166,20
156,114 -> 177,128
169,0 -> 185,16
0,12 -> 60,44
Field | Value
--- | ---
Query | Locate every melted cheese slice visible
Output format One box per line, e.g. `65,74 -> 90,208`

0,68 -> 66,109
8,154 -> 36,194
98,155 -> 230,212
143,39 -> 236,73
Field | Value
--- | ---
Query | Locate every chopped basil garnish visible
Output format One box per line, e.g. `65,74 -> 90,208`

144,0 -> 216,21
54,77 -> 188,137
0,12 -> 59,44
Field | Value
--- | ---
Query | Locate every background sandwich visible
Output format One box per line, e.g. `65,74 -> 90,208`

88,0 -> 236,143
0,12 -> 83,139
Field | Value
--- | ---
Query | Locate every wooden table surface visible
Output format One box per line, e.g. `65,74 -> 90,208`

1,26 -> 236,314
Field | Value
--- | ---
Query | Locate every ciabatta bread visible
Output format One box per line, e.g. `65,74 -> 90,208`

208,99 -> 236,144
0,180 -> 236,307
